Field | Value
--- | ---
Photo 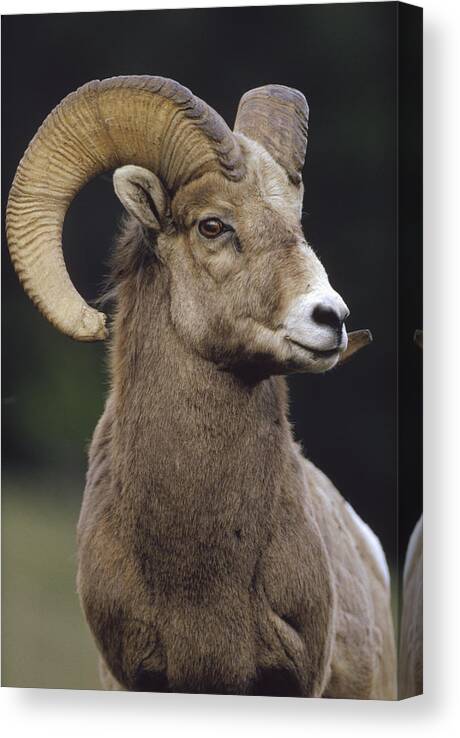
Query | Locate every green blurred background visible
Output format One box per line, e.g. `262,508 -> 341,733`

3,476 -> 100,688
2,3 -> 421,689
2,303 -> 107,687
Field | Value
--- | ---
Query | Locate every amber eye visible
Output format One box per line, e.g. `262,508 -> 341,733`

198,218 -> 225,239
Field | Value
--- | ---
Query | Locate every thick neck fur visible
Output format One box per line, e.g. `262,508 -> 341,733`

106,227 -> 295,562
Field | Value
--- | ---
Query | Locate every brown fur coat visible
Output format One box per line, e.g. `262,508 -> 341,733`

76,225 -> 396,698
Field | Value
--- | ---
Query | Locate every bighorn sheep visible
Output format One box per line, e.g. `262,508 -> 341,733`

399,330 -> 423,698
7,76 -> 396,698
399,516 -> 423,698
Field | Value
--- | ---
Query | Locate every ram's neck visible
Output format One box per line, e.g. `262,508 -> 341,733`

108,264 -> 292,515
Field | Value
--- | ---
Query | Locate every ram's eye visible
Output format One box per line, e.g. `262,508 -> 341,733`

198,218 -> 226,238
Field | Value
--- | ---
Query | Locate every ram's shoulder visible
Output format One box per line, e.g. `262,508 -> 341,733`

343,501 -> 390,590
301,458 -> 390,590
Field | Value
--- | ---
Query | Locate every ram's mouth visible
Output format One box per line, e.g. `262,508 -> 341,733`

287,338 -> 341,358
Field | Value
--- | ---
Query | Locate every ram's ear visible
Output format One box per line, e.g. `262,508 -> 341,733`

337,330 -> 373,366
113,165 -> 169,231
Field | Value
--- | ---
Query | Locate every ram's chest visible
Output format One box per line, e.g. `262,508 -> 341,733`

131,483 -> 336,697
80,407 -> 337,696
119,422 -> 285,598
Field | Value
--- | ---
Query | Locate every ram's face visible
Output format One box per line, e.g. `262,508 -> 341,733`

136,143 -> 344,375
9,77 -> 372,365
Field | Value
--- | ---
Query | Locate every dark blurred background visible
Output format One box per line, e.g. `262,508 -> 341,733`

1,3 -> 422,689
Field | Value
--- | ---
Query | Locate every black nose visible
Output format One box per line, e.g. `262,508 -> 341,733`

312,303 -> 345,333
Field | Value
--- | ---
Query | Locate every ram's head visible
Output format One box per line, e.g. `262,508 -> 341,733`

6,76 -> 370,374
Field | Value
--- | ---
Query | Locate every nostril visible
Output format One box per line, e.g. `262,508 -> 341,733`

312,303 -> 344,332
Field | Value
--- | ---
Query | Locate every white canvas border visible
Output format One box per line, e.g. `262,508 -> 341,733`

2,0 -> 459,735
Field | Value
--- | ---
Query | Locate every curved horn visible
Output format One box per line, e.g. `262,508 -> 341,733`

6,76 -> 244,341
233,84 -> 308,186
